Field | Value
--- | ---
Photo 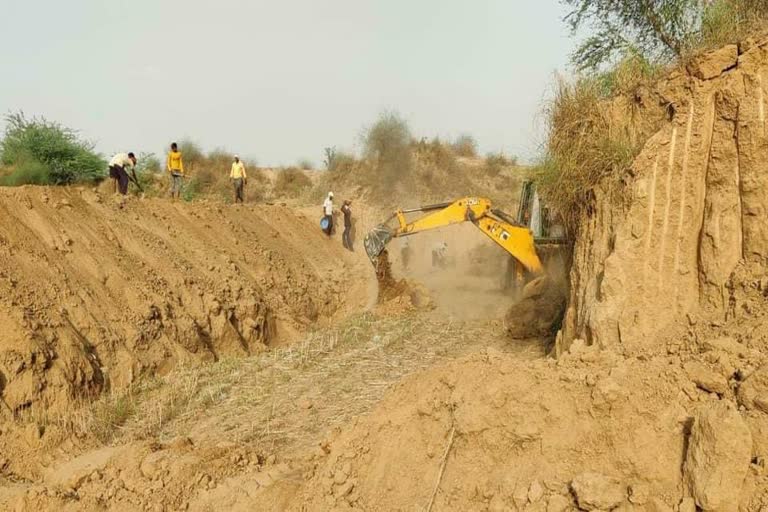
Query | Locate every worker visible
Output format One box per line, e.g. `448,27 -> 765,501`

166,142 -> 184,200
108,152 -> 137,195
230,155 -> 247,203
341,199 -> 353,250
401,238 -> 412,270
431,241 -> 448,268
322,192 -> 334,237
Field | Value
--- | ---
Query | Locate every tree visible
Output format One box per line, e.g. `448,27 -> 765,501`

323,146 -> 337,170
363,111 -> 412,179
564,0 -> 768,70
563,0 -> 700,70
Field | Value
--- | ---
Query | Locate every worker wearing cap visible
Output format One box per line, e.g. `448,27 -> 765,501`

166,142 -> 184,200
341,199 -> 353,250
108,152 -> 137,195
322,192 -> 334,237
230,155 -> 247,203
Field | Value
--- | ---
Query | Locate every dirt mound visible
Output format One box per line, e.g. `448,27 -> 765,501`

0,186 -> 356,421
290,326 -> 768,510
505,276 -> 566,339
563,38 -> 768,355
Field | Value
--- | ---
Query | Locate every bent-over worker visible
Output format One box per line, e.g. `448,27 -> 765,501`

230,155 -> 247,203
167,142 -> 184,200
341,199 -> 353,250
108,152 -> 137,195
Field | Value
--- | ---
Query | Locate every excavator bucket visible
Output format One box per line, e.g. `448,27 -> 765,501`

364,224 -> 393,264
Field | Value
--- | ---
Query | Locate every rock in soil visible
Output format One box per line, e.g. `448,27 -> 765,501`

570,472 -> 626,510
684,401 -> 752,511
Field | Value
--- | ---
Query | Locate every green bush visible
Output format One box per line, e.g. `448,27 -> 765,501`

1,159 -> 50,186
0,111 -> 105,186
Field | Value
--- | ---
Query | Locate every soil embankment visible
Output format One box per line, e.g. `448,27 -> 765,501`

4,40 -> 768,512
562,39 -> 768,356
0,186 -> 358,420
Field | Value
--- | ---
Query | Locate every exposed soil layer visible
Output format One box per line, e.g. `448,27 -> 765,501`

563,38 -> 768,356
0,187 -> 357,420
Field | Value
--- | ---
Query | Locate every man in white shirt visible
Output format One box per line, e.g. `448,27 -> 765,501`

108,152 -> 137,195
322,192 -> 334,237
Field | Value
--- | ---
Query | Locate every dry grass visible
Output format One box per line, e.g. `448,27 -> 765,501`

534,56 -> 664,231
33,313 -> 544,453
273,167 -> 313,198
484,152 -> 516,177
450,134 -> 478,158
697,0 -> 768,52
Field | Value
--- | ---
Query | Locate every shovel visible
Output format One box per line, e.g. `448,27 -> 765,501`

129,167 -> 143,193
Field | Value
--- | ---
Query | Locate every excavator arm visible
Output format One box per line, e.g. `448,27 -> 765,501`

363,197 -> 543,274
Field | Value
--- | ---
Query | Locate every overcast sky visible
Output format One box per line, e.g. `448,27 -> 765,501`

0,0 -> 575,166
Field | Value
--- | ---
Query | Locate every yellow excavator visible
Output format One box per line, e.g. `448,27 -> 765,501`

363,181 -> 568,287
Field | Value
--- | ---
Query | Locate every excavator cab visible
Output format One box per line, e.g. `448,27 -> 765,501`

517,180 -> 567,242
503,180 -> 570,290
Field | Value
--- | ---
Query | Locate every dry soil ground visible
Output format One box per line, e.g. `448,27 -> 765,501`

0,185 -> 549,512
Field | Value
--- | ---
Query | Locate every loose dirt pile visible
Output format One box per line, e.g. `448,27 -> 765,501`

373,250 -> 433,315
292,292 -> 768,510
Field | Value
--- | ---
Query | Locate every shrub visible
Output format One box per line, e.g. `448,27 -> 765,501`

136,152 -> 161,175
451,134 -> 478,157
179,139 -> 205,169
328,151 -> 357,173
0,111 -> 105,186
414,137 -> 458,172
484,152 -> 516,177
363,111 -> 413,192
0,160 -> 50,186
274,167 -> 313,198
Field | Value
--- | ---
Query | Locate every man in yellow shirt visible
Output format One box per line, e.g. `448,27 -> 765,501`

230,155 -> 247,203
166,142 -> 184,200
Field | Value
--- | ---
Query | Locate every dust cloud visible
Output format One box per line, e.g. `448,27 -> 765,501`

384,223 -> 521,321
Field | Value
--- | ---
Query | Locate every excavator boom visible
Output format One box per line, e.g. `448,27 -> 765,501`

363,197 -> 543,274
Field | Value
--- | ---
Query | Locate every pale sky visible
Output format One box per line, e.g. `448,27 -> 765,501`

0,0 -> 575,166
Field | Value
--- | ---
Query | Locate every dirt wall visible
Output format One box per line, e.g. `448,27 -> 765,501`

0,187 -> 353,418
563,39 -> 768,355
